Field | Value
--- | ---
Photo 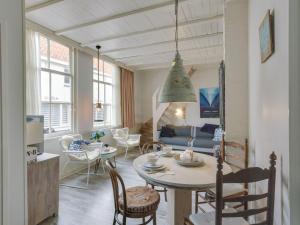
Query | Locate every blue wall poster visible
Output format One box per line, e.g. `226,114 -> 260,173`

199,87 -> 220,118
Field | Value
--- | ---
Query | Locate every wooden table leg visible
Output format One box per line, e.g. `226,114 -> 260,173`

167,189 -> 192,225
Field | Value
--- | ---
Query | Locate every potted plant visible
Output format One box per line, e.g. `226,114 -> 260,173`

90,131 -> 105,143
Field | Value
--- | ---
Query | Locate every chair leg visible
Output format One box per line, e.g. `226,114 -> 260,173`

142,217 -> 146,225
101,159 -> 106,173
124,146 -> 129,159
153,213 -> 157,225
87,163 -> 91,185
164,188 -> 167,202
195,191 -> 199,213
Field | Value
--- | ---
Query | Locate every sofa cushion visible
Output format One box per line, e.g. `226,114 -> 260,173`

193,137 -> 219,148
195,127 -> 214,138
200,123 -> 219,135
160,126 -> 176,137
159,136 -> 190,146
166,125 -> 192,136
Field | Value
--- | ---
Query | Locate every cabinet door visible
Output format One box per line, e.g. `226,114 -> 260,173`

46,157 -> 59,216
35,160 -> 50,224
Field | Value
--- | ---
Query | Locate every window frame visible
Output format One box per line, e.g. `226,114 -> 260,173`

92,59 -> 114,128
38,34 -> 74,138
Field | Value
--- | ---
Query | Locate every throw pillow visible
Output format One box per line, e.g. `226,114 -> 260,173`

160,126 -> 176,137
200,123 -> 219,135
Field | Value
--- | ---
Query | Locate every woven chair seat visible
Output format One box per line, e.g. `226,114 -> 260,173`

119,186 -> 160,215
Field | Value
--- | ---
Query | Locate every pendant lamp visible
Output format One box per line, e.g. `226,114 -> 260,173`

159,0 -> 196,103
95,45 -> 102,111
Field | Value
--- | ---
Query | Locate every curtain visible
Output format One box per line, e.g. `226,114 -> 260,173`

26,29 -> 41,115
120,68 -> 135,128
111,64 -> 121,127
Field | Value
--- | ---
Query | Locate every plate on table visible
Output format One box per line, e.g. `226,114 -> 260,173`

143,165 -> 166,173
175,157 -> 205,167
159,151 -> 174,157
143,162 -> 164,169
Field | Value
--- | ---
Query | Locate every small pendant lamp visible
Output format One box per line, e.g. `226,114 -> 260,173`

159,0 -> 196,103
95,45 -> 102,111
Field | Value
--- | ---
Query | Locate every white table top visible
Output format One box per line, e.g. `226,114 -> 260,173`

133,152 -> 231,190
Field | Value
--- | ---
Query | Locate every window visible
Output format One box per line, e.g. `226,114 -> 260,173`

93,58 -> 114,127
39,35 -> 73,135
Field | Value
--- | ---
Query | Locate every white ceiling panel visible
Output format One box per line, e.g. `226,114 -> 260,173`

25,0 -> 225,69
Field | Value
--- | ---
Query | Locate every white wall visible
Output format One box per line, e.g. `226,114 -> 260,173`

135,64 -> 220,127
76,50 -> 93,134
224,0 -> 249,142
289,1 -> 300,224
0,0 -> 26,224
248,0 -> 290,225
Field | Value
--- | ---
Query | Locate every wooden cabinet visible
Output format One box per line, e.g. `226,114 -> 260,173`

27,153 -> 59,225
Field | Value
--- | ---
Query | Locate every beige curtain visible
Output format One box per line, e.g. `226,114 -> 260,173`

120,68 -> 135,128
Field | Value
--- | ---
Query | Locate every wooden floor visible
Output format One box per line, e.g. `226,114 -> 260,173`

40,152 -> 169,225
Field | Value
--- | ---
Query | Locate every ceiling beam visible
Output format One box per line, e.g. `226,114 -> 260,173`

132,59 -> 221,70
114,44 -> 223,60
26,0 -> 64,13
81,14 -> 223,47
126,55 -> 222,67
55,0 -> 188,35
102,32 -> 223,54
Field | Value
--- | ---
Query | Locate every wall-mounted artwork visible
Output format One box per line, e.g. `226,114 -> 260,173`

200,87 -> 220,118
259,10 -> 274,63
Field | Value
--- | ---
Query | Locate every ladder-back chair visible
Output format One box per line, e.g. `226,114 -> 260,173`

185,152 -> 277,225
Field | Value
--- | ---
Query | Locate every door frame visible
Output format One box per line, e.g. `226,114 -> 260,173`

0,21 -> 3,225
289,0 -> 300,224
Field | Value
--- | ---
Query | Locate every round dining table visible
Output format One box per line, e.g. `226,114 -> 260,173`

133,152 -> 231,225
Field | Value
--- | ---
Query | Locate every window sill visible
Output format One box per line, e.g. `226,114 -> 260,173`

44,131 -> 73,141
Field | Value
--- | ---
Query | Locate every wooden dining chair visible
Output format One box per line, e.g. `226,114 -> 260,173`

185,152 -> 277,225
106,160 -> 160,225
141,141 -> 168,202
195,135 -> 249,213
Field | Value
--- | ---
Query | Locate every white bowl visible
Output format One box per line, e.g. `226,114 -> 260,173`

147,153 -> 159,165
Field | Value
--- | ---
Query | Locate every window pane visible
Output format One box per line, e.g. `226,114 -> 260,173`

50,40 -> 70,73
39,35 -> 48,68
41,71 -> 50,102
51,73 -> 72,103
41,102 -> 50,133
93,58 -> 104,81
105,84 -> 112,104
104,61 -> 113,83
104,104 -> 112,126
93,81 -> 104,103
50,103 -> 71,132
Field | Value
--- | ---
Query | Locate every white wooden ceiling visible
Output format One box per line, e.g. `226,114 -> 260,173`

25,0 -> 224,70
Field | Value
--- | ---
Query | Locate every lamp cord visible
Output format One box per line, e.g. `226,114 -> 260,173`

175,0 -> 179,52
97,47 -> 100,104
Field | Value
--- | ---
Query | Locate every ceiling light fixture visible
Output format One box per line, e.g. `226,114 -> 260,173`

159,0 -> 196,103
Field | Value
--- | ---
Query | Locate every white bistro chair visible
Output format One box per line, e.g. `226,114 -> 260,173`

111,128 -> 141,159
59,134 -> 102,188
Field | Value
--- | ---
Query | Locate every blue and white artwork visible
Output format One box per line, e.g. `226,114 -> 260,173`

259,10 -> 274,63
200,87 -> 220,118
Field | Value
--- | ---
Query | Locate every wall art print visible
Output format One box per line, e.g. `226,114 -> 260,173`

200,87 -> 220,118
259,9 -> 274,63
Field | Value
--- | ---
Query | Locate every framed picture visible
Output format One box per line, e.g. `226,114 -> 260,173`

259,10 -> 274,63
199,87 -> 220,118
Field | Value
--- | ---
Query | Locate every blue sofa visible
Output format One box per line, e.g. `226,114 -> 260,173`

158,125 -> 219,154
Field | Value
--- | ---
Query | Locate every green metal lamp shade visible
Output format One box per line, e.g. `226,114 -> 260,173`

159,52 -> 197,103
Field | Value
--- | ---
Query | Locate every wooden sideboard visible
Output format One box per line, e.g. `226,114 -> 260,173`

27,153 -> 60,225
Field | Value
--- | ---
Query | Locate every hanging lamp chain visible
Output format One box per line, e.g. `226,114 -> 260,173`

97,47 -> 100,104
175,0 -> 179,52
